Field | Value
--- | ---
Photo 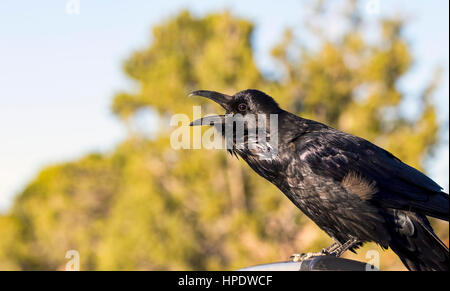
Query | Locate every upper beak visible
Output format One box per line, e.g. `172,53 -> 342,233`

189,90 -> 232,110
189,90 -> 232,127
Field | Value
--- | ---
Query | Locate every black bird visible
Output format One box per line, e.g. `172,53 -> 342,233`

189,89 -> 449,271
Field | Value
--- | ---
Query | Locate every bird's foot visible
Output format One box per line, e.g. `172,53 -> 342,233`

289,250 -> 328,262
289,238 -> 360,262
326,237 -> 359,257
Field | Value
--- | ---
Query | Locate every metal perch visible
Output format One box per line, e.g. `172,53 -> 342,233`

237,255 -> 378,271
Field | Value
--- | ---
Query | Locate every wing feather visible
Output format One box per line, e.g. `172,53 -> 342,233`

296,130 -> 449,220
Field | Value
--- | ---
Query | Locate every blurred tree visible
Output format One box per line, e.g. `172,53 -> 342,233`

0,1 -> 446,270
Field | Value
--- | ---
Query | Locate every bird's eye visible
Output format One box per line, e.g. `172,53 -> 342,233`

238,103 -> 248,112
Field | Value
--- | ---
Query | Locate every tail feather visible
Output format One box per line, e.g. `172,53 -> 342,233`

390,211 -> 449,271
424,191 -> 449,221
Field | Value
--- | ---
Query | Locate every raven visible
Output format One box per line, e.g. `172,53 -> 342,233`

189,89 -> 449,271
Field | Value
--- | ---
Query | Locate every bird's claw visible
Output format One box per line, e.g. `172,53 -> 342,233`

289,251 -> 327,262
289,253 -> 304,262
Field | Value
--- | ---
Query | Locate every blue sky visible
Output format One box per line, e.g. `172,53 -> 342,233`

0,0 -> 448,211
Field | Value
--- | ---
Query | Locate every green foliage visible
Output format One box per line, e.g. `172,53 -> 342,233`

112,11 -> 262,120
0,2 -> 446,270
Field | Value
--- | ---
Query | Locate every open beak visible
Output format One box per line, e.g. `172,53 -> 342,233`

189,90 -> 232,127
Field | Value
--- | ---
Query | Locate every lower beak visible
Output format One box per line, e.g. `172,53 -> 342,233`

190,115 -> 225,127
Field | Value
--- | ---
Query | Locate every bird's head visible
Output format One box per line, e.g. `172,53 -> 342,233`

189,89 -> 281,126
189,89 -> 281,160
